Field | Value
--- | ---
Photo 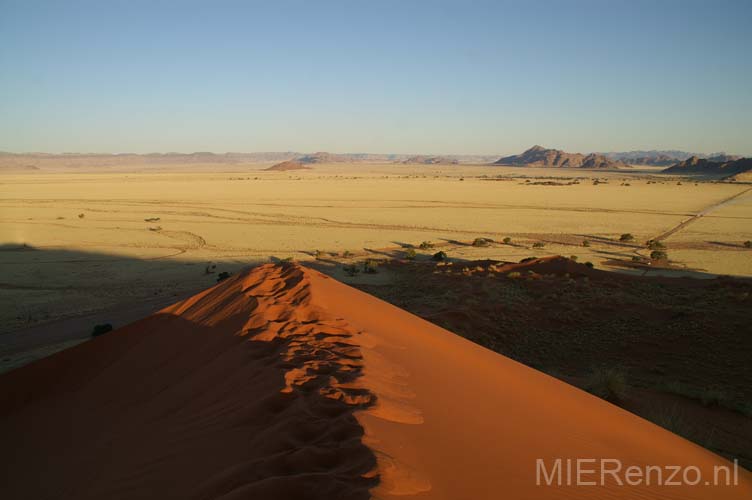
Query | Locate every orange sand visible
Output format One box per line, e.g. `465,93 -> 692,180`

0,263 -> 749,499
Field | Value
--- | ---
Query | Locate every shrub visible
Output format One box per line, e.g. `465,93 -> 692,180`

343,264 -> 360,276
92,323 -> 113,337
507,271 -> 521,278
78,213 -> 85,219
472,237 -> 491,247
419,241 -> 434,250
502,237 -> 512,245
619,233 -> 635,242
432,251 -> 447,261
570,255 -> 578,261
532,242 -> 545,249
584,261 -> 594,268
217,271 -> 232,282
631,255 -> 642,262
343,250 -> 353,258
363,259 -> 379,274
404,248 -> 417,260
745,240 -> 752,248
582,240 -> 590,247
585,366 -> 627,402
646,239 -> 665,250
650,250 -> 668,261
313,250 -> 322,259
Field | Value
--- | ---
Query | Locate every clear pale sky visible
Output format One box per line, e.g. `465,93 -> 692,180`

1,0 -> 750,155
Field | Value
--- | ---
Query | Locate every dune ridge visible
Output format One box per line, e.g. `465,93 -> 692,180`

0,263 -> 750,499
0,264 -> 377,499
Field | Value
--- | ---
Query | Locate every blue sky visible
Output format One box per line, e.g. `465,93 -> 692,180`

1,0 -> 750,155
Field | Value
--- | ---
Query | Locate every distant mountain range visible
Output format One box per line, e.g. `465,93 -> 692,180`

662,156 -> 752,177
602,150 -> 742,166
402,155 -> 459,165
494,146 -> 630,169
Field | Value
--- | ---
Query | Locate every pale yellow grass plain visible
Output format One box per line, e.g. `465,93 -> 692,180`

1,162 -> 750,334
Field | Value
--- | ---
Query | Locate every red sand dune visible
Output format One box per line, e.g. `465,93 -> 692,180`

0,263 -> 749,499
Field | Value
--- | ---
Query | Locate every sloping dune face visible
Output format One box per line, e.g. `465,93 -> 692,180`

1,264 -> 750,499
0,264 -> 377,499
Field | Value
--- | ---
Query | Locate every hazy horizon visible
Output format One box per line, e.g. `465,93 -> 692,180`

1,0 -> 751,156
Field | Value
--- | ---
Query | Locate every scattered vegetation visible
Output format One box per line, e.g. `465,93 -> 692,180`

343,250 -> 353,258
472,237 -> 492,247
585,366 -> 627,402
507,272 -> 521,279
532,242 -> 545,249
619,233 -> 635,242
502,237 -> 512,245
646,239 -> 665,250
204,263 -> 217,274
584,261 -> 594,268
216,271 -> 232,282
745,240 -> 752,248
582,239 -> 590,247
432,251 -> 447,261
569,255 -> 578,261
419,241 -> 434,250
92,323 -> 113,337
404,248 -> 417,260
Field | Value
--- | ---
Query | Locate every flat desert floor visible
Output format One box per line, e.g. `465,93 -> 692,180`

1,162 -> 751,340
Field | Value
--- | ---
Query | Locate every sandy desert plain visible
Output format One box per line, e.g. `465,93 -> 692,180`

2,160 -> 751,339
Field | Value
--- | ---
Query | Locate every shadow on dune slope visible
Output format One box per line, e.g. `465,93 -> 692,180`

0,264 -> 377,500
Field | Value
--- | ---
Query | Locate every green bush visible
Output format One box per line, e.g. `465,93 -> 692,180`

404,248 -> 417,260
650,250 -> 668,261
472,237 -> 491,247
217,271 -> 232,282
532,242 -> 545,249
745,240 -> 752,248
646,239 -> 665,250
570,255 -> 578,261
582,239 -> 590,247
432,251 -> 447,261
92,323 -> 113,337
363,259 -> 379,274
619,233 -> 635,242
584,261 -> 594,268
507,271 -> 521,278
419,241 -> 434,250
502,237 -> 512,245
